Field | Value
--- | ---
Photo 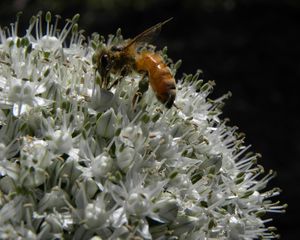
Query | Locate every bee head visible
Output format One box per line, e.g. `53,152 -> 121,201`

92,47 -> 114,80
97,44 -> 124,73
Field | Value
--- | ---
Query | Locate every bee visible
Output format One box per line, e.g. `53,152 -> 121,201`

94,18 -> 176,108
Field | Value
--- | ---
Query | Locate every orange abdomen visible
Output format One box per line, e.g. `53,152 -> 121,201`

136,52 -> 176,107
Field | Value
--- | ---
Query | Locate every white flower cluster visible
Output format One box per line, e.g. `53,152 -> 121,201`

0,12 -> 285,239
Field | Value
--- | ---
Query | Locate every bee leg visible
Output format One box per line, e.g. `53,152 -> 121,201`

107,76 -> 122,90
107,66 -> 129,90
132,74 -> 149,110
100,75 -> 105,89
173,102 -> 180,109
96,70 -> 107,89
103,69 -> 113,89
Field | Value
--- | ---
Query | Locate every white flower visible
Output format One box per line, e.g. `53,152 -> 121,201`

0,12 -> 285,239
1,76 -> 50,116
96,108 -> 117,139
91,152 -> 113,178
36,35 -> 62,53
48,129 -> 73,154
84,194 -> 111,229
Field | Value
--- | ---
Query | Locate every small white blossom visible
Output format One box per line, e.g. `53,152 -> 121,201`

91,152 -> 113,178
48,129 -> 73,154
36,35 -> 62,52
0,77 -> 50,116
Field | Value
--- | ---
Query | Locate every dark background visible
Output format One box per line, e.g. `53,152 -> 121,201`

0,0 -> 298,239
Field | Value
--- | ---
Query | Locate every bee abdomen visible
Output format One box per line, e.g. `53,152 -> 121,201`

136,52 -> 176,108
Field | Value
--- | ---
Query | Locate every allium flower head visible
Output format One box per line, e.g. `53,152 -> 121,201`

0,12 -> 285,239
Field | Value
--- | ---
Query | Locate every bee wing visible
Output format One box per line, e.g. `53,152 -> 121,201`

124,17 -> 173,50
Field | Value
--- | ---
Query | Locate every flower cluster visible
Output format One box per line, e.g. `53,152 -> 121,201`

0,12 -> 285,239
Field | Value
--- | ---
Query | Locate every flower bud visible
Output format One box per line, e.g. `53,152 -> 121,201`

96,108 -> 116,139
92,153 -> 113,178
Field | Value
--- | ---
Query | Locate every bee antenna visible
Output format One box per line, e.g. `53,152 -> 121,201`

173,103 -> 180,110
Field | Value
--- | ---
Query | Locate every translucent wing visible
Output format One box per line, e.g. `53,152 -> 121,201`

123,17 -> 173,50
